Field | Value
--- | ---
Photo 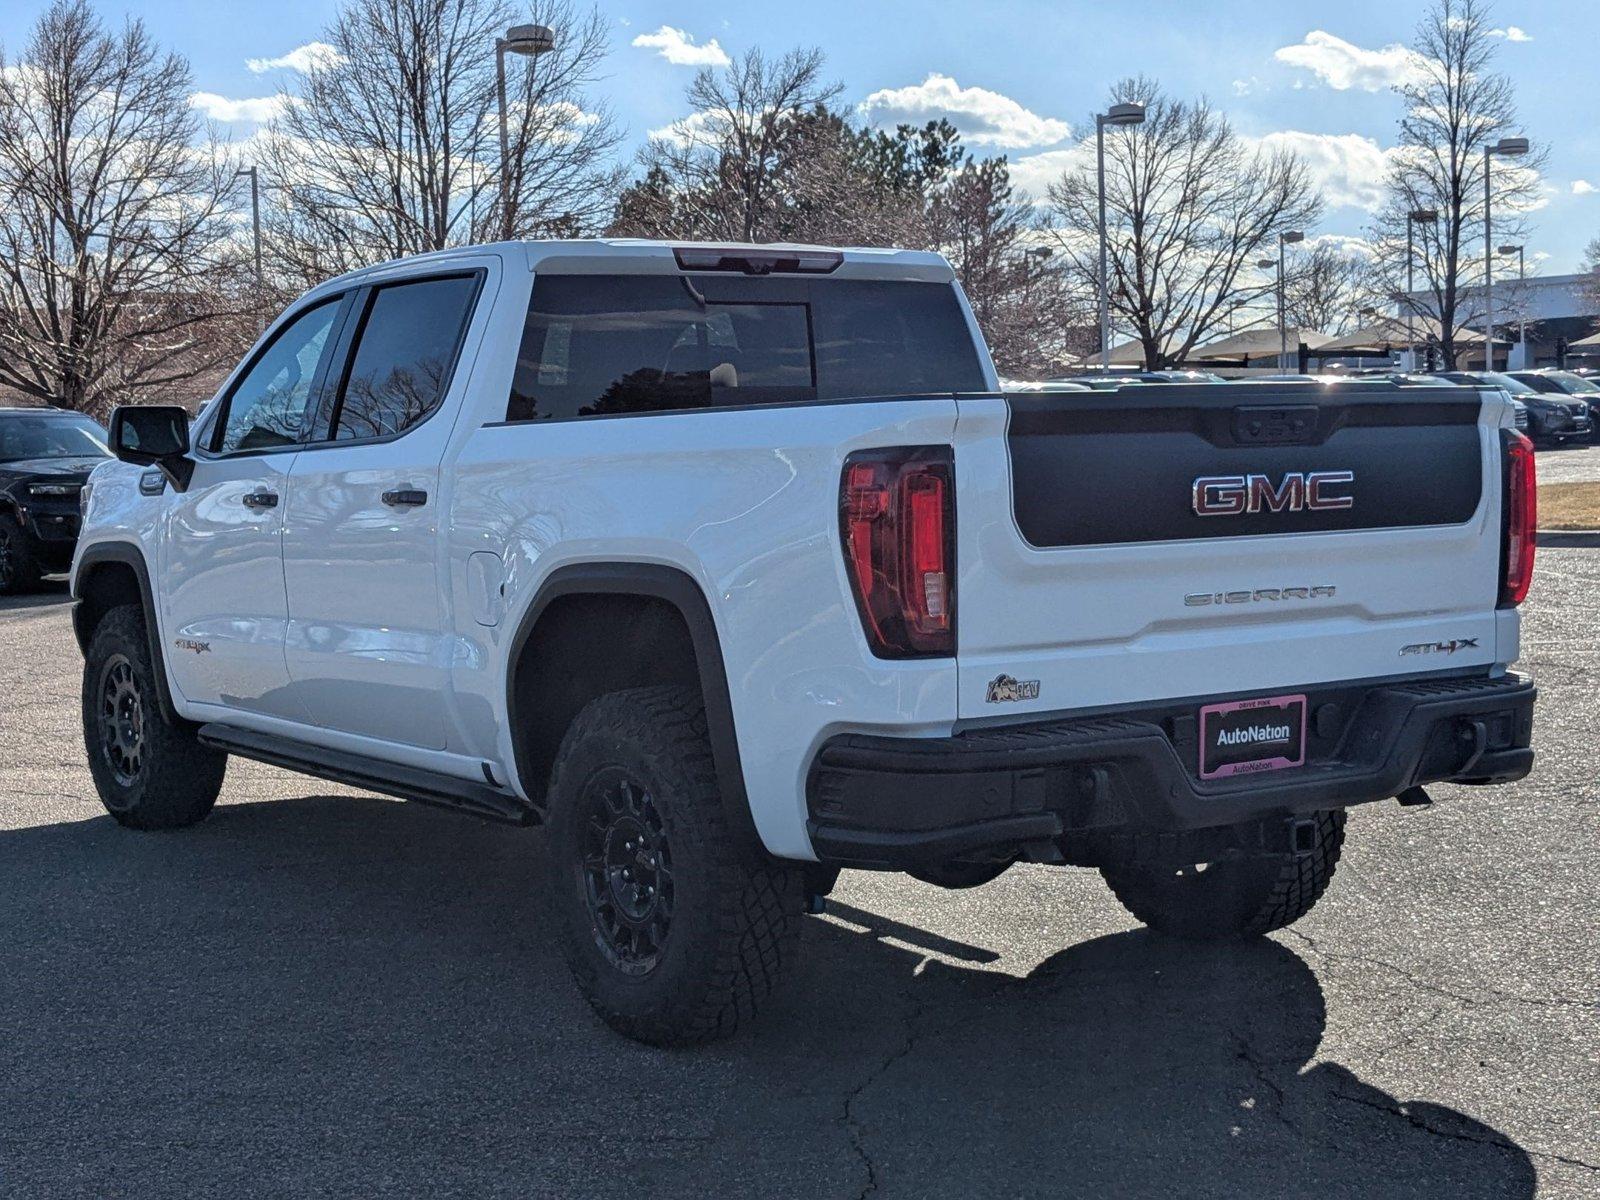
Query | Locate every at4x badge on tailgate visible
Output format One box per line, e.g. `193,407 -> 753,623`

986,674 -> 1040,703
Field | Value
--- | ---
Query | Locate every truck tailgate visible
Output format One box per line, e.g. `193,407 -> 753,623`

952,384 -> 1509,722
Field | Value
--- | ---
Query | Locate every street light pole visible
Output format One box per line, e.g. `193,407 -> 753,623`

1277,230 -> 1304,370
495,23 -> 557,242
1405,208 -> 1437,371
234,165 -> 263,330
1095,102 -> 1144,369
1483,136 -> 1529,370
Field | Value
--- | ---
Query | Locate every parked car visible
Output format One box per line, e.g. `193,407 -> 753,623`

1434,371 -> 1588,443
0,408 -> 111,593
1508,370 -> 1600,436
71,240 -> 1537,1046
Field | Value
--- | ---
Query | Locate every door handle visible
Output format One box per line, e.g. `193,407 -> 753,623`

242,490 -> 279,509
382,488 -> 428,508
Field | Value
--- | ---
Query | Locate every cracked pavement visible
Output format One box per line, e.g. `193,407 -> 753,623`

1,548 -> 1596,1198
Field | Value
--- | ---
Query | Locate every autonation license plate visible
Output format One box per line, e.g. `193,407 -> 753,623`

1198,694 -> 1307,780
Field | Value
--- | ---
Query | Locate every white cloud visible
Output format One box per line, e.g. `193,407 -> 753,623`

1573,180 -> 1596,195
246,41 -> 343,74
631,26 -> 730,67
648,110 -> 716,146
188,92 -> 288,123
1274,31 -> 1429,91
860,73 -> 1070,150
1253,130 -> 1395,210
1489,26 -> 1533,42
1007,145 -> 1093,200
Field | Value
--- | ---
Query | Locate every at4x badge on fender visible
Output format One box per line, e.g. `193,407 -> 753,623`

986,674 -> 1040,703
1400,638 -> 1480,657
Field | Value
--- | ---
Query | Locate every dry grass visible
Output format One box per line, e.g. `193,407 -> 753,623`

1538,482 -> 1600,530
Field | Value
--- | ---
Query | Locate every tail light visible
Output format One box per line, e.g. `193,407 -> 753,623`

1500,430 -> 1536,607
840,447 -> 955,657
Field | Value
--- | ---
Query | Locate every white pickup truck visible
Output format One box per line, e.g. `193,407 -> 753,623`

72,240 -> 1537,1045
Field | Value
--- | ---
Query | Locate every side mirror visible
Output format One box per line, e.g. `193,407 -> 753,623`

108,404 -> 194,491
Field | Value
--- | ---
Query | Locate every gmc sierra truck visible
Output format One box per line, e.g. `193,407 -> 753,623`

71,240 -> 1538,1046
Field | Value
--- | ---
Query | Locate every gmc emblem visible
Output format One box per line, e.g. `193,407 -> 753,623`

1192,471 -> 1354,517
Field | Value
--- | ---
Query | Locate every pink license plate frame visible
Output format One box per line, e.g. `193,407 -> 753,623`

1198,693 -> 1308,780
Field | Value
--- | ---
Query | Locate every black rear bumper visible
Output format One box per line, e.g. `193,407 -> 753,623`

806,672 -> 1535,869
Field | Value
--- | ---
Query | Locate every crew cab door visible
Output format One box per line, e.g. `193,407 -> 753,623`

161,297 -> 346,719
280,271 -> 487,750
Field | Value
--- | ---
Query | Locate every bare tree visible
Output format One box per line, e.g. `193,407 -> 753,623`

0,0 -> 250,415
933,159 -> 1088,376
1368,0 -> 1545,368
1284,242 -> 1381,336
261,0 -> 622,288
617,46 -> 841,243
1582,235 -> 1600,314
1047,78 -> 1324,369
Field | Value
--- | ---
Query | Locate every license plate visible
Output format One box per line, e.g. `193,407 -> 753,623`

1198,693 -> 1307,780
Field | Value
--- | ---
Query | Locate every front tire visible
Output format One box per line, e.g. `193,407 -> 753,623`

0,515 -> 41,595
544,685 -> 805,1046
82,605 -> 227,829
1099,811 -> 1346,941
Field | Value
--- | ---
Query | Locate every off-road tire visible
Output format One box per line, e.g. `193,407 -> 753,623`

82,604 -> 226,829
0,515 -> 41,594
544,685 -> 805,1046
1099,810 -> 1346,941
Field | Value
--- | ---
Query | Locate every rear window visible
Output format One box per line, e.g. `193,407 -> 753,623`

505,274 -> 986,422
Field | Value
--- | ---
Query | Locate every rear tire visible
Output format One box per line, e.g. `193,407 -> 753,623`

0,515 -> 41,595
1099,811 -> 1346,941
82,605 -> 226,829
544,685 -> 805,1046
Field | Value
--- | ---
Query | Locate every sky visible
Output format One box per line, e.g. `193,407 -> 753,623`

3,0 -> 1597,272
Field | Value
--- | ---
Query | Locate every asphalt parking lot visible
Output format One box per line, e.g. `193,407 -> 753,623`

1,548 -> 1596,1198
1532,440 -> 1600,487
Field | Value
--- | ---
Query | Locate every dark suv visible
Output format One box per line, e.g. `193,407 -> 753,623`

0,408 -> 111,593
1433,371 -> 1590,443
1508,370 -> 1600,438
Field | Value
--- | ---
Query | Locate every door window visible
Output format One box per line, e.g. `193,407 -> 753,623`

329,275 -> 481,441
213,300 -> 341,454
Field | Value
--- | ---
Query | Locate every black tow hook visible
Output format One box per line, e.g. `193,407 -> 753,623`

1395,785 -> 1434,808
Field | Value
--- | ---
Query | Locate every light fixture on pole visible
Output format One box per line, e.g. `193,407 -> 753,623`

1498,243 -> 1526,366
1276,231 -> 1304,370
1483,135 -> 1529,370
496,23 -> 557,241
1095,102 -> 1144,368
234,166 -> 263,330
1405,207 -> 1438,370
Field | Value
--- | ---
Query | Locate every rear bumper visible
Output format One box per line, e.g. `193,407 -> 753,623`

805,672 -> 1535,868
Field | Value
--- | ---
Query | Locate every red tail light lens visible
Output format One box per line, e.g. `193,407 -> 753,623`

840,447 -> 955,657
1501,430 -> 1536,607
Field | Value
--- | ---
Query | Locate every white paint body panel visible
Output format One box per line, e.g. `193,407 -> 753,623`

72,239 -> 1524,864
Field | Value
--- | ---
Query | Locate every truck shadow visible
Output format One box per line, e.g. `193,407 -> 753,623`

0,578 -> 70,614
0,795 -> 1537,1199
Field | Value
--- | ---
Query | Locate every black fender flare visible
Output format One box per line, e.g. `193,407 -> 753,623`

72,541 -> 181,723
505,561 -> 765,856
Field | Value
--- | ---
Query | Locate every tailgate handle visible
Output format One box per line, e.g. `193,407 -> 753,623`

1232,405 -> 1319,446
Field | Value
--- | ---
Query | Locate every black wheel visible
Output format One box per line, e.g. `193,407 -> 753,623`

1099,811 -> 1346,941
82,605 -> 226,829
0,515 -> 41,595
544,685 -> 805,1046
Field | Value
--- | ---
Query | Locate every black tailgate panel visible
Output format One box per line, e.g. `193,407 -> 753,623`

1005,383 -> 1484,548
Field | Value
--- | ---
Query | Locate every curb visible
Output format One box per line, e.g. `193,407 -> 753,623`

1538,530 -> 1600,547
